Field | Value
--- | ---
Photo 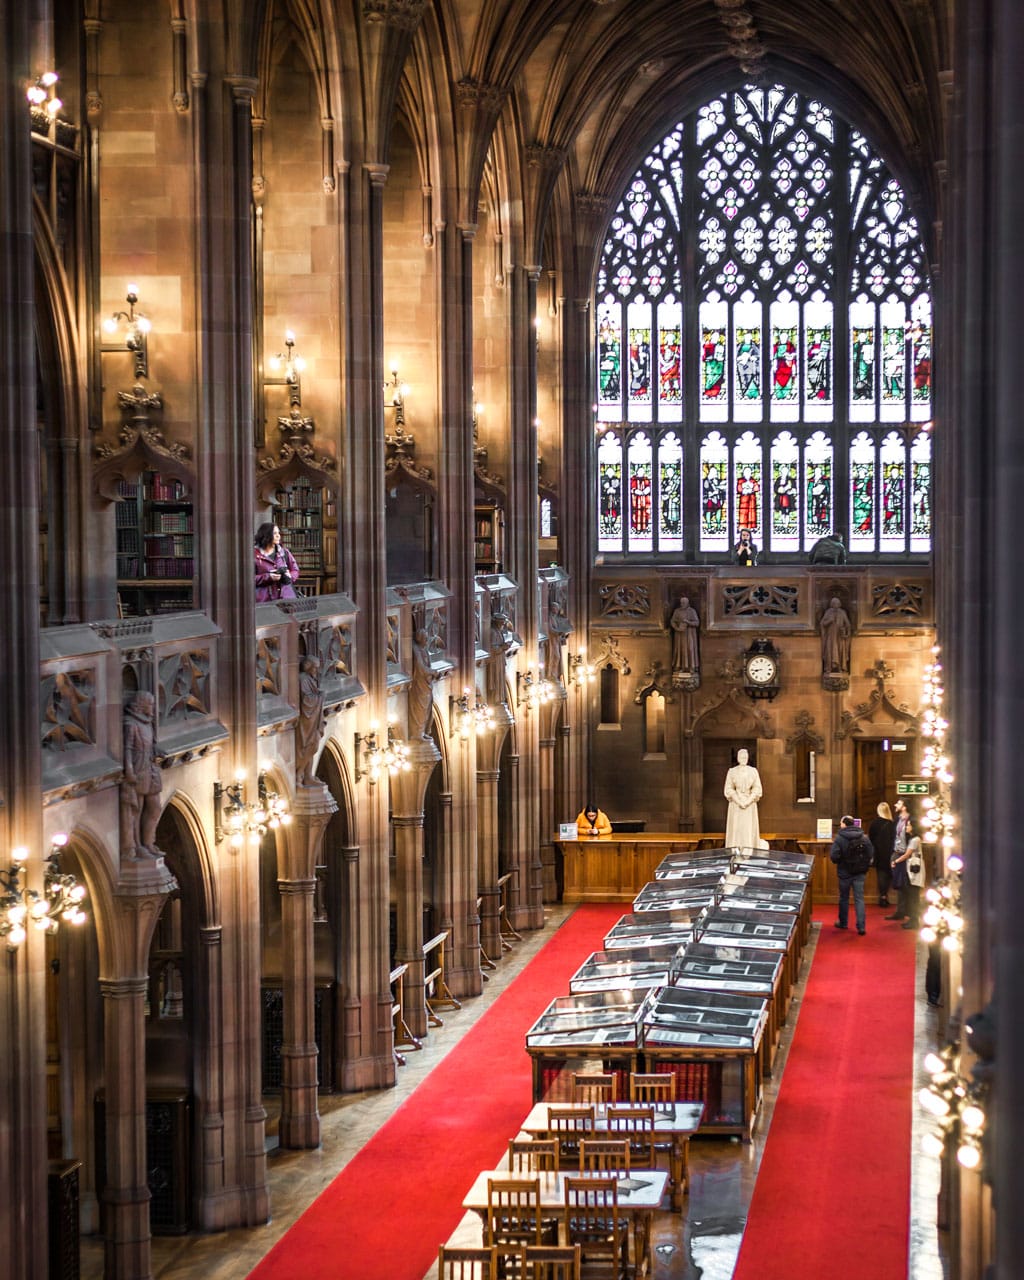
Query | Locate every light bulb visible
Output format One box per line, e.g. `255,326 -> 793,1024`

960,1104 -> 985,1132
918,1088 -> 950,1117
920,1131 -> 945,1158
957,1143 -> 981,1170
923,1052 -> 945,1075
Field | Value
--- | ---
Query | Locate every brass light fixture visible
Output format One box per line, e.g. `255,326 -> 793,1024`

383,367 -> 408,426
568,648 -> 595,689
214,771 -> 291,848
451,689 -> 495,741
354,722 -> 412,784
26,72 -> 61,118
102,284 -> 152,379
516,665 -> 556,711
0,834 -> 87,952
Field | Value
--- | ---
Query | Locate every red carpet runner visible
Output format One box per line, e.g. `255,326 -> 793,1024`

247,904 -> 623,1280
732,905 -> 918,1280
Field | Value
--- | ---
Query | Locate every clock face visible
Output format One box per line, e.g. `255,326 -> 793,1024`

746,654 -> 777,685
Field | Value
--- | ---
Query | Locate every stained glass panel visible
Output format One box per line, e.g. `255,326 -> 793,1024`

658,432 -> 683,552
804,452 -> 833,541
910,432 -> 931,551
850,432 -> 875,548
880,432 -> 906,550
700,298 -> 728,419
628,433 -> 654,552
597,302 -> 622,420
910,294 -> 932,420
771,325 -> 799,401
733,430 -> 763,541
657,297 -> 683,420
597,432 -> 623,552
700,432 -> 729,550
770,432 -> 800,551
627,299 -> 653,416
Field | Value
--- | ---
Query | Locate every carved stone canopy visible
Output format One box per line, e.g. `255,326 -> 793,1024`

94,384 -> 193,502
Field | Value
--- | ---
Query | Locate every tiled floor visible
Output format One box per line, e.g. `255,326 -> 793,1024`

79,904 -> 950,1279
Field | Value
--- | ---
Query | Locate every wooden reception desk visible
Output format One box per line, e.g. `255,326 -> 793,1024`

554,832 -> 846,902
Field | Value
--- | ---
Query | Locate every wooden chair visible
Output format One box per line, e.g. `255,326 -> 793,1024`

571,1071 -> 617,1105
509,1137 -> 560,1172
522,1244 -> 582,1280
578,1138 -> 630,1174
561,1176 -> 628,1279
486,1176 -> 547,1251
605,1105 -> 657,1167
629,1071 -> 676,1104
438,1244 -> 500,1280
547,1105 -> 595,1162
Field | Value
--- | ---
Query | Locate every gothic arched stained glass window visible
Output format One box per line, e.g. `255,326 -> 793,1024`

594,84 -> 932,558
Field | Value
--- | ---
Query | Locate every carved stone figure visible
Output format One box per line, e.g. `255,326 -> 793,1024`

669,595 -> 700,674
295,656 -> 326,785
820,597 -> 852,674
809,533 -> 848,564
544,597 -> 572,682
120,691 -> 163,859
409,628 -> 437,740
724,748 -> 764,851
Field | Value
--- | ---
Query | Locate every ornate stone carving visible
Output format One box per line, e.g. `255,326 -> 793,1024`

41,671 -> 95,751
94,385 -> 193,502
319,623 -> 352,678
296,657 -> 327,785
722,582 -> 799,617
836,660 -> 920,739
633,661 -> 676,706
120,691 -> 164,860
819,596 -> 852,691
785,710 -> 826,755
455,78 -> 508,114
385,425 -> 434,484
598,582 -> 651,619
362,0 -> 428,30
590,634 -> 631,675
871,581 -> 925,617
256,636 -> 281,698
158,650 -> 211,722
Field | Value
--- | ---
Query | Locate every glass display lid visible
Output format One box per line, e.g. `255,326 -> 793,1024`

639,985 -> 769,1048
604,915 -> 694,951
526,989 -> 648,1048
570,947 -> 681,994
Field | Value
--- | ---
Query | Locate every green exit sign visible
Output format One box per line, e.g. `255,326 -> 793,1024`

897,780 -> 931,795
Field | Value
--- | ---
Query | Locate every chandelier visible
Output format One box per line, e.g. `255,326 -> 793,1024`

1,834 -> 87,952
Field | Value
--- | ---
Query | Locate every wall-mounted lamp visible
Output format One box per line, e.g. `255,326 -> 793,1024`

355,722 -> 412,785
0,834 -> 87,952
26,72 -> 61,118
919,1042 -> 988,1171
451,689 -> 496,742
568,649 -> 596,689
384,368 -> 408,427
517,666 -> 557,711
268,330 -> 307,395
214,771 -> 291,848
102,284 -> 152,379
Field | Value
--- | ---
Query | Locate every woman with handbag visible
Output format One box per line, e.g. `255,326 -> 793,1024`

890,819 -> 924,928
254,521 -> 300,602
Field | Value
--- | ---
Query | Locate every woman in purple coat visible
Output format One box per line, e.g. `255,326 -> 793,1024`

254,522 -> 300,602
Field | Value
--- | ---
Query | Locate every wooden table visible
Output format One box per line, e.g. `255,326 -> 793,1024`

518,1100 -> 703,1212
462,1167 -> 669,1277
556,832 -> 822,901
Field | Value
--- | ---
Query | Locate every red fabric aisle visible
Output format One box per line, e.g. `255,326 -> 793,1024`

247,904 -> 623,1280
732,906 -> 918,1280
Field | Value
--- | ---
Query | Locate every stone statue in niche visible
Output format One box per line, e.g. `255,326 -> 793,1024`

724,748 -> 765,851
120,691 -> 164,859
669,595 -> 701,675
820,596 -> 852,676
544,597 -> 572,683
409,628 -> 438,740
295,656 -> 327,786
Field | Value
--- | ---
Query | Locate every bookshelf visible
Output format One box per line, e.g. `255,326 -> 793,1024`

474,503 -> 503,574
116,471 -> 194,617
272,482 -> 337,593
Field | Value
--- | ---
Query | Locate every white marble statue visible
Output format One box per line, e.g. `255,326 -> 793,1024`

724,748 -> 766,851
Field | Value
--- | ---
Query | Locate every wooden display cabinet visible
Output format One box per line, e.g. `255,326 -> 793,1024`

272,482 -> 337,594
473,502 -> 503,573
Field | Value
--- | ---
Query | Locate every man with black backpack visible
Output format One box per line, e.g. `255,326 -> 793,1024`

830,814 -> 874,936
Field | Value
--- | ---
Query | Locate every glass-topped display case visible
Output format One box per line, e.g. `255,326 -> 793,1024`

735,853 -> 814,880
673,943 -> 782,997
603,916 -> 695,951
720,878 -> 805,912
639,985 -> 771,1138
655,856 -> 734,881
569,947 -> 682,994
526,989 -> 648,1101
633,880 -> 723,914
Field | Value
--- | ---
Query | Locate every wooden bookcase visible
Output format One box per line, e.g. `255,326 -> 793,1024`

474,502 -> 503,573
272,482 -> 337,594
116,471 -> 194,617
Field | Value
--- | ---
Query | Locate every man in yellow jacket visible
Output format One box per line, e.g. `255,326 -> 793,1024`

576,804 -> 612,837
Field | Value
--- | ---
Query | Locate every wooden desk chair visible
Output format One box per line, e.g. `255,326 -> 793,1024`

604,1105 -> 657,1168
508,1137 -> 560,1172
571,1072 -> 617,1105
522,1244 -> 581,1280
486,1176 -> 549,1251
438,1244 -> 500,1280
547,1105 -> 595,1162
578,1138 -> 630,1174
561,1176 -> 628,1279
629,1071 -> 676,1104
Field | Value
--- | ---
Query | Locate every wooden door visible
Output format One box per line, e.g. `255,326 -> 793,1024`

854,738 -> 918,825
